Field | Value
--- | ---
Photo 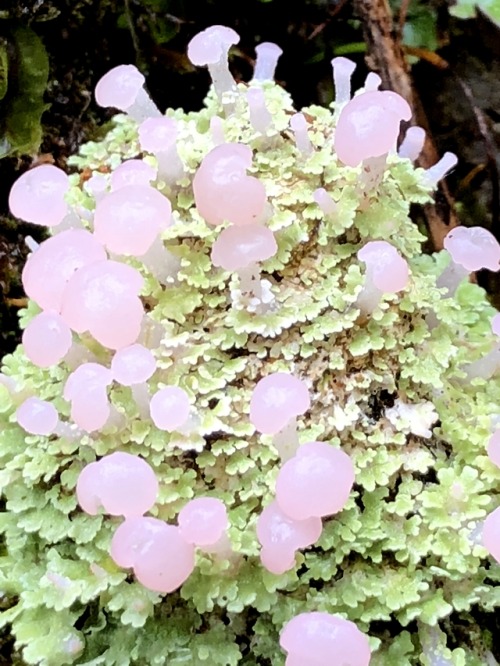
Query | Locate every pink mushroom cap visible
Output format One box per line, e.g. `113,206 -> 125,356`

60,260 -> 144,350
482,505 -> 500,564
22,311 -> 72,368
211,225 -> 277,271
357,240 -> 409,293
9,164 -> 69,227
178,497 -> 228,546
22,229 -> 107,312
275,441 -> 355,520
149,386 -> 191,432
110,160 -> 157,190
110,516 -> 166,567
257,501 -> 322,574
76,452 -> 158,518
335,90 -> 411,167
111,344 -> 157,386
16,397 -> 59,436
194,143 -> 266,226
443,226 -> 500,272
280,612 -> 371,666
187,25 -> 240,67
63,363 -> 112,432
249,372 -> 310,435
139,117 -> 177,153
95,64 -> 145,111
93,185 -> 172,256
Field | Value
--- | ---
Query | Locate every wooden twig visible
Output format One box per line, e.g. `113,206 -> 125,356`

352,0 -> 459,251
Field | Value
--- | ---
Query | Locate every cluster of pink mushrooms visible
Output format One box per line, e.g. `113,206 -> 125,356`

6,22 -> 500,666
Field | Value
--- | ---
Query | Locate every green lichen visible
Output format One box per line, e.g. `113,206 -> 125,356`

0,79 -> 499,665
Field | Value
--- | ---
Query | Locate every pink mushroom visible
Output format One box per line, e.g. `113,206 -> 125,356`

111,517 -> 195,593
211,224 -> 277,272
76,452 -> 158,517
138,117 -> 184,184
482,506 -> 500,564
178,497 -> 229,551
250,373 -> 310,460
424,152 -> 458,187
95,64 -> 161,122
22,311 -> 73,368
280,612 -> 371,666
275,441 -> 355,521
15,397 -> 59,436
257,501 -> 322,575
111,344 -> 157,417
193,143 -> 267,227
313,188 -> 337,216
60,260 -> 145,350
9,164 -> 69,227
110,160 -> 157,190
331,57 -> 357,106
63,363 -> 113,432
334,90 -> 411,168
21,229 -> 107,312
252,42 -> 283,82
356,240 -> 409,313
149,386 -> 191,432
187,26 -> 240,101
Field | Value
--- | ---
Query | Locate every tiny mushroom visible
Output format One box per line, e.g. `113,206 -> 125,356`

95,64 -> 161,122
290,113 -> 313,157
356,240 -> 409,313
257,500 -> 323,575
246,87 -> 273,135
280,612 -> 371,666
110,516 -> 195,594
110,159 -> 157,191
331,56 -> 357,106
252,42 -> 283,82
77,452 -> 158,518
111,344 -> 157,417
9,164 -> 70,227
149,386 -> 191,432
275,441 -> 355,521
334,90 -> 411,168
178,497 -> 229,552
187,25 -> 240,101
22,311 -> 73,368
398,126 -> 426,162
63,363 -> 113,432
16,397 -> 59,436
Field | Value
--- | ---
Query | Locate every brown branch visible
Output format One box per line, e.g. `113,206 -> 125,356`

352,0 -> 459,251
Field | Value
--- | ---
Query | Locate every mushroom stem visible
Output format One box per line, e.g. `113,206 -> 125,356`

126,88 -> 162,123
398,126 -> 426,161
360,154 -> 387,191
314,188 -> 337,216
331,57 -> 357,106
247,88 -> 273,135
290,113 -> 313,157
208,57 -> 238,102
356,275 -> 383,315
462,345 -> 500,380
210,116 -> 225,145
140,236 -> 181,284
272,417 -> 300,462
131,383 -> 151,418
436,257 -> 469,296
424,152 -> 458,187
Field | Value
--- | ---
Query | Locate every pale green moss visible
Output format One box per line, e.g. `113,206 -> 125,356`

0,79 -> 499,665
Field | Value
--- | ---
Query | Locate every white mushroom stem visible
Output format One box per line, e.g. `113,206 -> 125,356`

247,88 -> 273,134
331,57 -> 357,105
364,72 -> 381,91
126,88 -> 162,123
201,532 -> 232,558
313,188 -> 337,216
210,116 -> 226,145
272,417 -> 300,462
398,126 -> 426,161
356,274 -> 383,314
131,383 -> 151,419
360,154 -> 388,191
208,54 -> 238,101
156,146 -> 184,184
25,236 -> 39,253
462,345 -> 500,380
237,262 -> 263,297
140,236 -> 181,284
424,152 -> 458,187
436,256 -> 469,296
290,113 -> 313,157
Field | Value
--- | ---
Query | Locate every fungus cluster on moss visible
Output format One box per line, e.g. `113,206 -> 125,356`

1,22 -> 500,666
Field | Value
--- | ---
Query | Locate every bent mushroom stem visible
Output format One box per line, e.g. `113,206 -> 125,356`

127,88 -> 162,123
